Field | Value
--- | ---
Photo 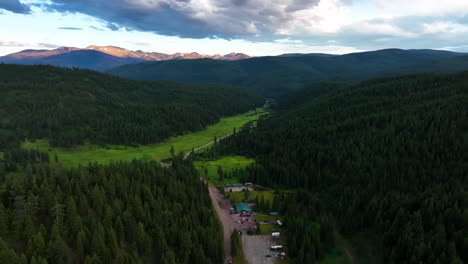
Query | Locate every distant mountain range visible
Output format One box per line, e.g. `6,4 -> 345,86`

2,46 -> 467,97
0,45 -> 251,71
109,48 -> 468,97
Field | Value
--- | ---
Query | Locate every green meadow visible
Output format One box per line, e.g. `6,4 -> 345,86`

193,156 -> 255,185
22,108 -> 267,167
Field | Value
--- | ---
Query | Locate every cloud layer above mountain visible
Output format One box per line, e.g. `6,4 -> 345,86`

1,0 -> 468,54
35,0 -> 468,46
42,0 -> 345,38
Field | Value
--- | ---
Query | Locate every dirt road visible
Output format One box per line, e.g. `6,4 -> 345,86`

208,185 -> 236,263
183,133 -> 232,159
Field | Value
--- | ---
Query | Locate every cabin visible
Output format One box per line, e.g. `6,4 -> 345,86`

235,203 -> 252,213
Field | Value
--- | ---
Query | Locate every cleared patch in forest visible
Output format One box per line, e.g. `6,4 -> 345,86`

21,108 -> 267,167
254,214 -> 284,235
194,156 -> 255,185
226,190 -> 275,205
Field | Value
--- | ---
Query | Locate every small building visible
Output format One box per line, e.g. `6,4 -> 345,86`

235,203 -> 252,213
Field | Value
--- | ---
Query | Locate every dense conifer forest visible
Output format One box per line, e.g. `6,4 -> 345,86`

209,72 -> 468,263
0,64 -> 263,149
0,151 -> 224,264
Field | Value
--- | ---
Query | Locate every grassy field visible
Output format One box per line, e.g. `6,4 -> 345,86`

21,108 -> 266,167
254,214 -> 283,223
225,190 -> 275,205
258,223 -> 281,236
194,156 -> 255,185
254,214 -> 284,235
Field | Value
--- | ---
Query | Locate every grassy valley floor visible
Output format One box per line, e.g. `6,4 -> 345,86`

22,108 -> 267,167
194,156 -> 255,185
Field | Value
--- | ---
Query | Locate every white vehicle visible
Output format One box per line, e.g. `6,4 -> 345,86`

277,220 -> 282,226
270,245 -> 283,251
271,232 -> 280,237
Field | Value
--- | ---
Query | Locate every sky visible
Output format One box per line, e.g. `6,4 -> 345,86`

1,0 -> 468,56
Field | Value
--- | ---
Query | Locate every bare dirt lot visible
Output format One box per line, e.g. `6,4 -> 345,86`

242,235 -> 278,264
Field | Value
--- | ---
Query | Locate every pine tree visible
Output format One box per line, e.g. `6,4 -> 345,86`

217,166 -> 224,181
231,229 -> 241,257
136,222 -> 152,254
76,230 -> 87,260
114,217 -> 125,243
47,224 -> 69,264
0,203 -> 6,235
65,197 -> 81,238
170,145 -> 175,157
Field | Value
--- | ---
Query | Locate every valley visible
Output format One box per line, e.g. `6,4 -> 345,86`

0,55 -> 466,264
21,108 -> 267,167
2,2 -> 468,264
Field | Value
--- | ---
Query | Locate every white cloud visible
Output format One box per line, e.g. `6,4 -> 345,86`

422,21 -> 468,34
346,19 -> 417,38
0,40 -> 59,48
371,0 -> 468,17
274,38 -> 304,44
274,0 -> 351,35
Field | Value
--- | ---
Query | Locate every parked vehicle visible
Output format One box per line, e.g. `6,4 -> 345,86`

270,245 -> 283,251
271,232 -> 280,237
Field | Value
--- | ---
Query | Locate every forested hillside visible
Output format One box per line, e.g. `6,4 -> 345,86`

0,152 -> 223,264
210,72 -> 468,263
109,49 -> 467,97
0,64 -> 263,149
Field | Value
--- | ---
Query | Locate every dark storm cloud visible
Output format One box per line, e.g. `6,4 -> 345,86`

40,0 -> 333,39
286,0 -> 320,12
0,0 -> 30,14
106,23 -> 120,31
232,0 -> 248,7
